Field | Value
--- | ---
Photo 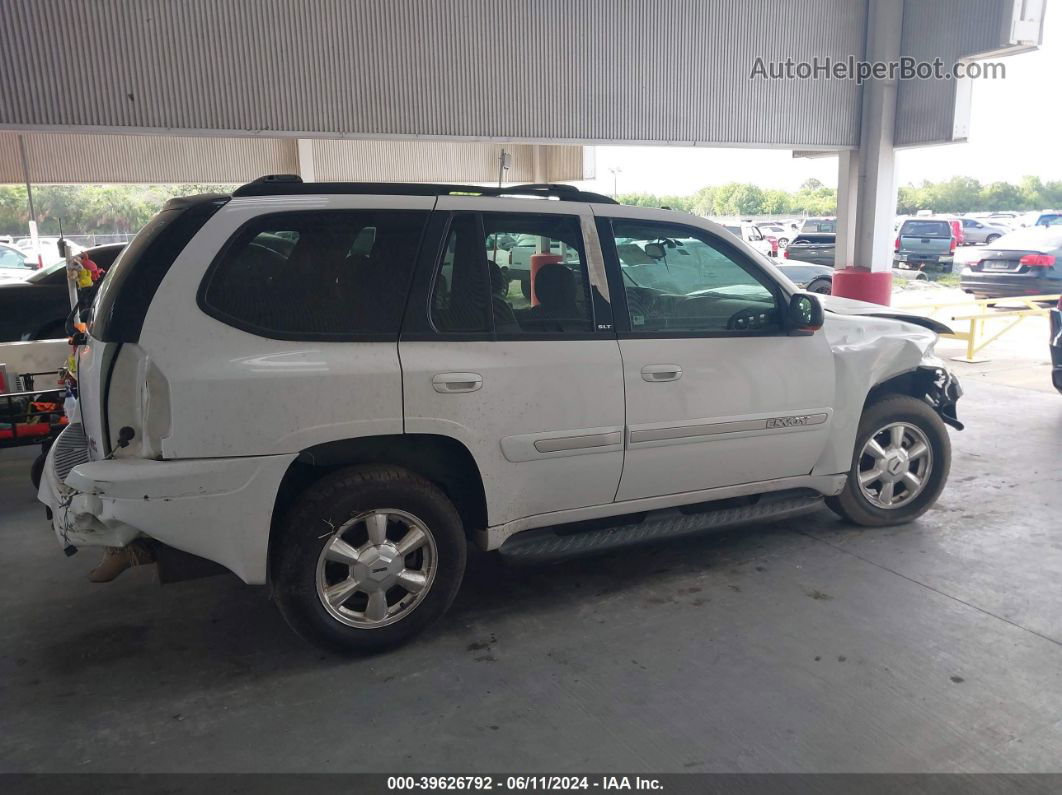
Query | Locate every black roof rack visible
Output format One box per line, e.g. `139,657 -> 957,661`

232,175 -> 617,204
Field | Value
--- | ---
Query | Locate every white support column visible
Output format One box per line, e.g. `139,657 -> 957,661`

296,138 -> 316,182
853,0 -> 902,273
531,145 -> 546,183
832,0 -> 903,304
834,149 -> 859,270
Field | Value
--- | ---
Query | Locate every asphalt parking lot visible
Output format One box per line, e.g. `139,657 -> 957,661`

1,325 -> 1059,773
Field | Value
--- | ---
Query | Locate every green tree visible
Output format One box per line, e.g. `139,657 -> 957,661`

1018,175 -> 1046,209
979,181 -> 1024,211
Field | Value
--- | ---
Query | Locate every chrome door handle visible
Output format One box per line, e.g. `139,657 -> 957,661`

641,364 -> 682,382
432,372 -> 483,393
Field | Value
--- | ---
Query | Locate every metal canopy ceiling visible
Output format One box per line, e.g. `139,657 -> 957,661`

0,0 -> 1045,183
0,133 -> 591,185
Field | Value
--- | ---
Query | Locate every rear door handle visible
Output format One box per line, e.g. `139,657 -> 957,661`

432,372 -> 483,393
641,364 -> 682,382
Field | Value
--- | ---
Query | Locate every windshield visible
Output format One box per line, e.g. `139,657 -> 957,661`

616,235 -> 769,298
0,245 -> 30,270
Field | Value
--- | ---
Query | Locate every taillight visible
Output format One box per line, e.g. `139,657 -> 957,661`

1019,254 -> 1055,267
106,344 -> 171,458
894,237 -> 900,251
949,237 -> 957,253
783,248 -> 790,259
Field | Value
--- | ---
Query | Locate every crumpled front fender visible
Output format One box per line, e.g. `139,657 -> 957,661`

813,311 -> 960,475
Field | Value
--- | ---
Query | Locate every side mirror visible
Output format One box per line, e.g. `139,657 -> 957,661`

786,292 -> 823,335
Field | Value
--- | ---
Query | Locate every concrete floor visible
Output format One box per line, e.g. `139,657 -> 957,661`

1,349 -> 1060,773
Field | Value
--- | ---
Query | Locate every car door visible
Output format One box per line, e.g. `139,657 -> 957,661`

399,197 -> 625,529
596,208 -> 836,502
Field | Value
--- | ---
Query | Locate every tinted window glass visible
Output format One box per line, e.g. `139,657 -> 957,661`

202,210 -> 427,338
484,214 -> 592,334
802,219 -> 837,233
900,220 -> 951,237
93,198 -> 227,342
611,220 -> 780,333
431,212 -> 593,335
430,214 -> 491,333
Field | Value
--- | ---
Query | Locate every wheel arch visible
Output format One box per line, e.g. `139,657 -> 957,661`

267,433 -> 488,581
865,366 -> 963,430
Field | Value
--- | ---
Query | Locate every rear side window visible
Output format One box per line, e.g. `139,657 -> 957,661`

430,212 -> 594,336
200,210 -> 428,339
900,220 -> 951,237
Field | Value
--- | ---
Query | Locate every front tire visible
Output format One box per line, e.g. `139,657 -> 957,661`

272,465 -> 467,653
807,278 -> 832,295
826,395 -> 951,527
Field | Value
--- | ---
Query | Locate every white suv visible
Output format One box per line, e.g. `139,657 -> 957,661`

40,178 -> 963,652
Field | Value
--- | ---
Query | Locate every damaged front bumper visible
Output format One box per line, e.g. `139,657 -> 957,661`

38,428 -> 295,584
917,364 -> 964,431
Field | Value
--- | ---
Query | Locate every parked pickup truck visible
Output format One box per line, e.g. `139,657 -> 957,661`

784,233 -> 835,267
894,219 -> 956,274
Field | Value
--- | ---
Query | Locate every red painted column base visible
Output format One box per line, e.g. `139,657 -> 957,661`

831,267 -> 893,306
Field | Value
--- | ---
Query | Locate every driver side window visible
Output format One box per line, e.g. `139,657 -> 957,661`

609,220 -> 780,334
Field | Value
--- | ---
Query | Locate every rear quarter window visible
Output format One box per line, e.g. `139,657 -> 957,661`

199,210 -> 428,340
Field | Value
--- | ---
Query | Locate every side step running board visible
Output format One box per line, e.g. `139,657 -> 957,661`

498,490 -> 824,564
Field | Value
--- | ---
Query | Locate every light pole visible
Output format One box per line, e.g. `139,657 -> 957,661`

609,166 -> 622,197
17,135 -> 42,269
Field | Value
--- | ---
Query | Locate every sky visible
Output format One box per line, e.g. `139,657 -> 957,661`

576,7 -> 1061,197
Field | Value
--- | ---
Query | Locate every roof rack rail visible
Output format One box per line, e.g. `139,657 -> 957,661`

231,176 -> 617,204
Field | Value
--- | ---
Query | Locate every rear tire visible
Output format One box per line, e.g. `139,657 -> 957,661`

272,465 -> 467,653
826,395 -> 950,527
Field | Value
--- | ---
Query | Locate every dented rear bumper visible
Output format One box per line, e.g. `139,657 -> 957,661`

38,429 -> 295,584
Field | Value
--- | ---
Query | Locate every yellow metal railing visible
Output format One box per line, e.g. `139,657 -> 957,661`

895,294 -> 1060,363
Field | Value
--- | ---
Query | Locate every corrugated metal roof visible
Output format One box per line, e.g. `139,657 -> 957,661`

0,0 -> 867,147
894,0 -> 1017,147
0,132 -> 297,183
0,132 -> 589,184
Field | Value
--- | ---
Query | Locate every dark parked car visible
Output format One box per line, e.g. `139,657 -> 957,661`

784,233 -> 835,267
776,260 -> 833,294
1050,295 -> 1062,393
959,228 -> 1062,299
0,243 -> 125,341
